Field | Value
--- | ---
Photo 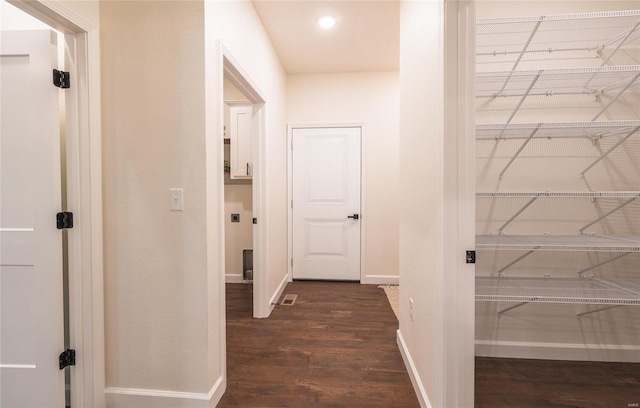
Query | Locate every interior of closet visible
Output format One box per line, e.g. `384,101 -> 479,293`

475,4 -> 640,361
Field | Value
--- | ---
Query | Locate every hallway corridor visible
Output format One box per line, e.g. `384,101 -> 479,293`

218,281 -> 419,407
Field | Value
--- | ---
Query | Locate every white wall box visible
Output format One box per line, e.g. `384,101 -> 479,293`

475,9 -> 640,356
229,105 -> 253,179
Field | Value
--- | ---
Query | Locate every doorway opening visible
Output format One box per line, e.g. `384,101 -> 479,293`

223,78 -> 254,292
217,46 -> 267,319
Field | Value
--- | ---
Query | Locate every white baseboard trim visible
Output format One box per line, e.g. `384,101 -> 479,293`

105,376 -> 224,408
475,340 -> 640,363
397,330 -> 432,408
225,273 -> 243,283
363,275 -> 399,285
266,272 -> 290,315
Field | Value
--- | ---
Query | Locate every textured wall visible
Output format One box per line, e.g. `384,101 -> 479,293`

101,0 -> 209,393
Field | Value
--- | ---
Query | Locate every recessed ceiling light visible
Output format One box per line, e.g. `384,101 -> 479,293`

318,16 -> 336,30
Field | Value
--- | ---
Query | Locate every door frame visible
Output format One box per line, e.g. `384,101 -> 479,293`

6,1 -> 104,407
209,41 -> 268,321
287,123 -> 367,283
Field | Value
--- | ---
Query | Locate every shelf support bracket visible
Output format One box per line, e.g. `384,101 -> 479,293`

579,197 -> 637,234
577,252 -> 631,277
498,300 -> 536,316
499,124 -> 542,179
576,305 -> 623,318
591,73 -> 640,121
498,195 -> 540,232
580,126 -> 640,177
584,18 -> 640,89
496,250 -> 536,277
495,16 -> 544,96
499,72 -> 542,126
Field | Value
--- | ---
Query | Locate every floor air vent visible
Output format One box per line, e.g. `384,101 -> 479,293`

280,294 -> 298,306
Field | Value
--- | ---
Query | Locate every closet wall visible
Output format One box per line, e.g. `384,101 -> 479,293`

475,1 -> 640,361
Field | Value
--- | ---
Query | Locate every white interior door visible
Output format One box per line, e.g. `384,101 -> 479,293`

1,30 -> 65,407
292,127 -> 361,281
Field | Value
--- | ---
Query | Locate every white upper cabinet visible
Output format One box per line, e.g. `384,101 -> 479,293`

229,105 -> 253,179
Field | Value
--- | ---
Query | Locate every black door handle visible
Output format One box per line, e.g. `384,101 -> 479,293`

347,214 -> 359,220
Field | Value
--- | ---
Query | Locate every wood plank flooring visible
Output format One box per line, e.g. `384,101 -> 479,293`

220,281 -> 640,408
218,281 -> 420,408
476,356 -> 640,408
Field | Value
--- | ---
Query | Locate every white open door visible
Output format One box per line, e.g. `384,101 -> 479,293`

292,127 -> 361,281
1,30 -> 65,407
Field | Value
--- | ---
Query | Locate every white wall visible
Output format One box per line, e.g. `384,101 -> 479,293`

398,1 -> 476,406
286,72 -> 400,284
475,0 -> 640,362
100,1 -> 213,404
224,182 -> 253,282
205,1 -> 289,317
398,2 -> 446,407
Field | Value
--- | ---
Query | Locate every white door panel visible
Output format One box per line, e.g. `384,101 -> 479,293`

1,30 -> 65,407
292,127 -> 361,281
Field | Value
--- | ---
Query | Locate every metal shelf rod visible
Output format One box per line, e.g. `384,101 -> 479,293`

498,196 -> 540,232
577,252 -> 631,277
499,126 -> 541,179
498,300 -> 534,316
592,73 -> 640,120
581,126 -> 640,176
579,197 -> 638,234
497,250 -> 536,276
601,18 -> 640,49
600,18 -> 640,61
584,18 -> 640,89
495,17 -> 544,96
595,278 -> 640,297
576,304 -> 623,318
498,72 -> 541,128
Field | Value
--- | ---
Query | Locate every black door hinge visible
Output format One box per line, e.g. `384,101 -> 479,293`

59,349 -> 76,370
53,69 -> 70,89
466,250 -> 476,264
253,218 -> 257,224
56,212 -> 74,229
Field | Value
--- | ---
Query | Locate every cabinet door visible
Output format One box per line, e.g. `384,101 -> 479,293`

230,106 -> 252,179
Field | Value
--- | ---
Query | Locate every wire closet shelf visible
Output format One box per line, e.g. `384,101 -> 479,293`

476,277 -> 640,305
475,121 -> 640,140
476,10 -> 640,68
475,234 -> 640,252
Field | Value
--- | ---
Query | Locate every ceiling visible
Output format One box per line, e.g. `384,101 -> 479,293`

251,0 -> 400,75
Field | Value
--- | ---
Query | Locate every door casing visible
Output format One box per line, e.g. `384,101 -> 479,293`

287,123 -> 367,283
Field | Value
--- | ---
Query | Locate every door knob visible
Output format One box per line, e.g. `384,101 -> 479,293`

347,214 -> 359,220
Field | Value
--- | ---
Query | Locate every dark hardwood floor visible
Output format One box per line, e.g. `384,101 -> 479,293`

219,281 -> 420,408
476,356 -> 640,408
220,282 -> 640,408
